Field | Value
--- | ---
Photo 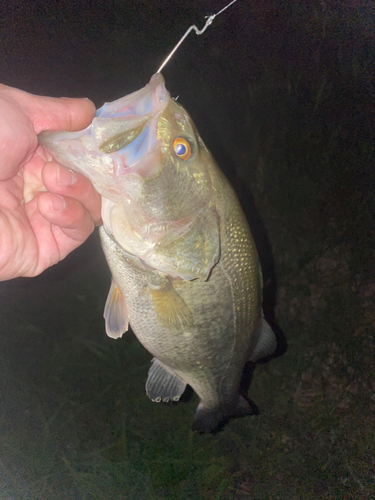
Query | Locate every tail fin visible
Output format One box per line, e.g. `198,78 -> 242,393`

191,396 -> 259,433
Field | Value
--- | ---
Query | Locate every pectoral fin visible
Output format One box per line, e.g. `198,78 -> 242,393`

104,280 -> 128,339
149,281 -> 193,329
146,358 -> 187,403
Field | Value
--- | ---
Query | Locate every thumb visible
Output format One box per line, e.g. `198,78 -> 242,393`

0,84 -> 96,134
29,94 -> 96,134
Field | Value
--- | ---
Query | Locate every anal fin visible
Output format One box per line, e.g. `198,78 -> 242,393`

104,279 -> 128,339
146,358 -> 187,403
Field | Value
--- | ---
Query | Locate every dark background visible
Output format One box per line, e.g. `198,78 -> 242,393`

0,1 -> 374,498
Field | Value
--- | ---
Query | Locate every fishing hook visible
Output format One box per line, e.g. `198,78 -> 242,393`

156,0 -> 239,73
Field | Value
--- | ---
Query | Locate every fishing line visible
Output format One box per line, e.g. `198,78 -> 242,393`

156,0 -> 239,73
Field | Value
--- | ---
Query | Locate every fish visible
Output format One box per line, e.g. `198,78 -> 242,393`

39,73 -> 277,432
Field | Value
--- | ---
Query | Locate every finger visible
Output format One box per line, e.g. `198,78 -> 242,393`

0,84 -> 96,134
30,95 -> 96,134
41,161 -> 102,226
37,192 -> 96,247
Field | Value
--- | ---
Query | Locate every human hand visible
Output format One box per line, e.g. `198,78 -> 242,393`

0,84 -> 102,281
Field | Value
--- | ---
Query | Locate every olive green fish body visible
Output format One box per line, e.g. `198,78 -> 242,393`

39,74 -> 276,432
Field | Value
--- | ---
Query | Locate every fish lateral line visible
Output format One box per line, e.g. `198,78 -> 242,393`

156,0 -> 239,74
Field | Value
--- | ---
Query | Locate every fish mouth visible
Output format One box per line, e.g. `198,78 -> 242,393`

93,73 -> 168,177
39,73 -> 169,194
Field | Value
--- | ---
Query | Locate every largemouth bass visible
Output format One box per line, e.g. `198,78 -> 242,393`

39,74 -> 277,432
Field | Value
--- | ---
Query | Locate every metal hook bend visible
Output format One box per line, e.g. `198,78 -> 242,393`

156,0 -> 239,74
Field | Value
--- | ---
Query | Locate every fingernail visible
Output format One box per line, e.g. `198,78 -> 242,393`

49,195 -> 66,212
57,165 -> 76,186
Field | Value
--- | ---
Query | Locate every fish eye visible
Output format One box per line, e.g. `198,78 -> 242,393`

173,138 -> 192,161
